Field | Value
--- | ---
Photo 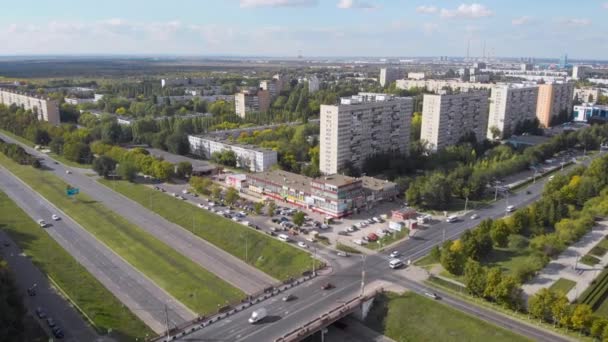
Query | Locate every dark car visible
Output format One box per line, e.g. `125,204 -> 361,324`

52,326 -> 64,338
321,283 -> 334,290
27,287 -> 36,296
282,294 -> 296,302
47,317 -> 56,328
2,241 -> 9,247
35,307 -> 46,319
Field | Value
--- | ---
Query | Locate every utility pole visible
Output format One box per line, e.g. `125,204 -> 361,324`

360,255 -> 366,297
494,185 -> 498,201
164,303 -> 170,341
312,246 -> 317,276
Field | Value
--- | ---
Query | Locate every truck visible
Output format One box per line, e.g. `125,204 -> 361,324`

248,308 -> 267,324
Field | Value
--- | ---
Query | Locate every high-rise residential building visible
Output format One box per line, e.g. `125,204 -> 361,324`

308,75 -> 320,93
421,91 -> 489,150
572,65 -> 589,80
234,89 -> 271,118
0,88 -> 60,124
319,93 -> 412,175
535,82 -> 575,127
487,84 -> 539,139
379,68 -> 401,87
559,54 -> 568,69
521,63 -> 534,71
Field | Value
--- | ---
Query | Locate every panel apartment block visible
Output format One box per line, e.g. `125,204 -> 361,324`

188,135 -> 277,172
421,92 -> 489,150
0,88 -> 60,124
320,93 -> 412,175
535,82 -> 574,127
487,84 -> 539,139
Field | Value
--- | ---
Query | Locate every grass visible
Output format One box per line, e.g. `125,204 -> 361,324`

580,254 -> 601,266
0,154 -> 244,315
0,190 -> 153,341
0,129 -> 35,147
414,253 -> 439,268
549,278 -> 576,295
480,247 -> 533,275
590,246 -> 608,258
48,152 -> 91,169
427,275 -> 467,293
365,229 -> 409,251
579,268 -> 608,313
364,291 -> 531,342
336,243 -> 361,254
98,179 -> 318,281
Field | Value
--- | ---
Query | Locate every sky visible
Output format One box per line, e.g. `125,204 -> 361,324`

2,0 -> 608,59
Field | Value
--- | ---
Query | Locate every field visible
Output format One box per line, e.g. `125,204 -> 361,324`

0,154 -> 244,315
365,292 -> 530,342
549,278 -> 576,295
0,190 -> 153,341
98,179 -> 317,280
480,246 -> 533,275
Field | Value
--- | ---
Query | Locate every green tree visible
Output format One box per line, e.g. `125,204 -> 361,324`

429,245 -> 441,262
116,160 -> 137,182
189,176 -> 212,195
494,275 -> 520,309
267,201 -> 276,217
571,304 -> 593,332
254,202 -> 264,215
224,187 -> 240,207
551,292 -> 571,327
490,220 -> 510,247
591,318 -> 608,339
0,259 -> 26,341
528,288 -> 556,322
440,240 -> 465,275
92,156 -> 117,178
175,161 -> 192,179
483,267 -> 503,299
293,211 -> 306,228
463,259 -> 487,297
211,185 -> 222,200
411,112 -> 422,141
101,121 -> 122,144
63,141 -> 92,164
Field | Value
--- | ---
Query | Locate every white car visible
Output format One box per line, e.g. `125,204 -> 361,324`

297,241 -> 308,248
181,189 -> 189,194
51,214 -> 60,221
390,251 -> 400,258
506,205 -> 515,213
37,219 -> 47,228
470,214 -> 479,220
197,203 -> 204,208
65,170 -> 71,174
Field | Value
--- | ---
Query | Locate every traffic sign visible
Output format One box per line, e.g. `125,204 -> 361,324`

66,188 -> 79,196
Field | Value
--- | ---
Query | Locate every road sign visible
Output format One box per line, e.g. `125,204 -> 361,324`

66,188 -> 79,196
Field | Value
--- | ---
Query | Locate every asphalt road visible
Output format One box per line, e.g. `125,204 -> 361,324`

177,153 -> 598,342
0,166 -> 195,335
0,132 -> 277,295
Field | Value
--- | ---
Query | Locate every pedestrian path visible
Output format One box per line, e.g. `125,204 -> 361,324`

522,221 -> 608,302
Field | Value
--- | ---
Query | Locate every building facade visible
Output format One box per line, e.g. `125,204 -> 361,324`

574,87 -> 601,103
379,68 -> 401,87
234,89 -> 270,118
573,104 -> 608,122
188,135 -> 277,172
487,84 -> 539,139
421,91 -> 489,150
396,79 -> 494,93
572,66 -> 589,80
308,75 -> 320,93
535,82 -> 575,127
319,93 -> 412,175
0,88 -> 60,124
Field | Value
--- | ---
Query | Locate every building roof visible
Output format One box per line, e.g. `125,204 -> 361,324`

313,174 -> 360,187
361,176 -> 397,191
248,169 -> 312,194
506,134 -> 550,146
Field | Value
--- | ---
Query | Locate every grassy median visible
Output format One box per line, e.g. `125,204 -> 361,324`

0,190 -> 153,341
0,154 -> 244,315
365,292 -> 531,342
98,179 -> 318,281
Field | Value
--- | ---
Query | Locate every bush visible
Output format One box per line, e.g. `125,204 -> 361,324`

508,234 -> 529,250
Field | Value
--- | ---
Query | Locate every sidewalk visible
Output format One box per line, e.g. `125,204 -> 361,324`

522,221 -> 608,301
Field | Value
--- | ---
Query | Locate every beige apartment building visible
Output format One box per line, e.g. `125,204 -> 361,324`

0,88 -> 60,124
535,82 -> 574,127
320,93 -> 412,175
487,84 -> 539,139
421,91 -> 489,150
234,89 -> 270,118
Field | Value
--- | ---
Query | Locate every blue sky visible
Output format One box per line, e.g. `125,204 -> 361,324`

2,0 -> 607,59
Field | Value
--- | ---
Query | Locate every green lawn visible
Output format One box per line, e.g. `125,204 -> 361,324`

549,278 -> 576,295
336,243 -> 361,254
98,179 -> 318,280
365,230 -> 409,251
0,129 -> 35,147
581,254 -> 601,266
414,253 -> 439,268
0,154 -> 244,315
48,152 -> 91,169
365,292 -> 531,342
0,190 -> 153,341
480,247 -> 533,275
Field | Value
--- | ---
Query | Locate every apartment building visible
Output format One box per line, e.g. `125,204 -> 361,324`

407,72 -> 426,80
308,75 -> 320,93
396,79 -> 494,93
574,87 -> 601,103
421,91 -> 489,150
188,135 -> 277,172
487,84 -> 539,139
234,89 -> 270,118
379,68 -> 401,87
319,93 -> 412,175
572,66 -> 588,80
0,88 -> 60,124
535,82 -> 575,127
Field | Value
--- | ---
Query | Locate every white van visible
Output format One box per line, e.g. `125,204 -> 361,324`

446,215 -> 458,223
248,308 -> 267,324
506,205 -> 515,213
278,234 -> 290,242
389,259 -> 404,269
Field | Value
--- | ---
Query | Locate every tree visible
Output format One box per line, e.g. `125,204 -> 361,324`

225,187 -> 239,207
254,202 -> 264,215
101,121 -> 122,144
189,176 -> 212,195
463,259 -> 487,297
551,292 -> 571,327
411,112 -> 422,141
116,160 -> 137,182
211,185 -> 222,200
92,156 -> 117,178
494,275 -> 521,309
176,161 -> 192,179
440,240 -> 465,275
590,318 -> 608,339
483,267 -> 503,299
429,245 -> 441,262
267,201 -> 276,217
0,261 -> 26,341
293,211 -> 305,228
153,161 -> 174,181
528,288 -> 556,322
490,220 -> 510,247
63,141 -> 92,164
165,133 -> 190,155
571,304 -> 593,332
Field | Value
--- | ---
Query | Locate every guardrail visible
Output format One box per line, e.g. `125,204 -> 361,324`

274,288 -> 383,342
149,272 -> 320,342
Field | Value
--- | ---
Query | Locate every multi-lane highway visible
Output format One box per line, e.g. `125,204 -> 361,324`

0,131 -> 277,295
0,166 -> 195,334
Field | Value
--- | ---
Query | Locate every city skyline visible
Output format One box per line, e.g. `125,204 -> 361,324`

2,0 -> 608,59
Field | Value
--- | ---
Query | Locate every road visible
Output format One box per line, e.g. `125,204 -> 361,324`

0,131 -> 277,295
177,153 -> 597,342
0,166 -> 195,334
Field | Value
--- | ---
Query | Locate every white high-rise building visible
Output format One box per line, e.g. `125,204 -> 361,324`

308,75 -> 320,93
487,84 -> 539,139
421,91 -> 489,150
379,68 -> 401,87
572,66 -> 589,80
320,93 -> 412,175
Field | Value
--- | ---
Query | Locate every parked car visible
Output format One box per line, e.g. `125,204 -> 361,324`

52,327 -> 64,338
47,318 -> 56,328
297,241 -> 308,248
321,283 -> 334,290
35,307 -> 46,319
337,251 -> 349,257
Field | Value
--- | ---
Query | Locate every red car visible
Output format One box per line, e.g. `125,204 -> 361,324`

367,233 -> 379,242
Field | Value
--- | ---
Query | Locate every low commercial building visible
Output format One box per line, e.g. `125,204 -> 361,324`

361,176 -> 398,204
0,88 -> 60,124
225,174 -> 248,190
487,84 -> 539,139
573,103 -> 608,122
188,135 -> 277,172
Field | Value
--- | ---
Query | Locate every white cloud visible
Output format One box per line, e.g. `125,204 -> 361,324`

337,0 -> 376,9
239,0 -> 317,8
560,18 -> 591,27
511,16 -> 533,26
440,3 -> 493,19
416,6 -> 438,14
